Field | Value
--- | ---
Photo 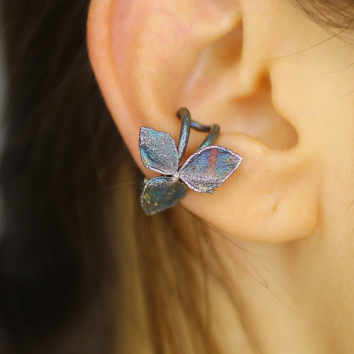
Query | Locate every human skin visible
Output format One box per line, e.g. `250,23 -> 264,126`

88,0 -> 354,353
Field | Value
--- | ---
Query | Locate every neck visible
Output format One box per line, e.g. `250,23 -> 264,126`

207,221 -> 354,354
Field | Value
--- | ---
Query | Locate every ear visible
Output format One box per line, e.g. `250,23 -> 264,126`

87,0 -> 320,243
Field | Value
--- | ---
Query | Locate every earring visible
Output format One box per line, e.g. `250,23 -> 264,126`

139,108 -> 243,215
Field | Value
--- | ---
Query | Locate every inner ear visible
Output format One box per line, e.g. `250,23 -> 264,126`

177,23 -> 298,150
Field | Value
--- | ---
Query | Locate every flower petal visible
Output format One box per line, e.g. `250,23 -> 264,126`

140,176 -> 188,215
179,146 -> 242,193
139,127 -> 179,175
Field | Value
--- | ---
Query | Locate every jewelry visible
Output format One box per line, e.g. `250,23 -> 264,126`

139,108 -> 243,215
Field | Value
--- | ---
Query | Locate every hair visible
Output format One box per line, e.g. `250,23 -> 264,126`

291,0 -> 354,29
0,1 -> 353,354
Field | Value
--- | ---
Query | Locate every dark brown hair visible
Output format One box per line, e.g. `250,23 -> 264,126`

0,1 -> 125,352
0,1 -> 353,354
292,0 -> 354,28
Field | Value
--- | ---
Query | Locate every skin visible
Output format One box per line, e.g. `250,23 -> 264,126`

87,0 -> 354,353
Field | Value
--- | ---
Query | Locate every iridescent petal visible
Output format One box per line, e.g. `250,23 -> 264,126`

139,127 -> 179,175
179,146 -> 242,193
140,176 -> 188,215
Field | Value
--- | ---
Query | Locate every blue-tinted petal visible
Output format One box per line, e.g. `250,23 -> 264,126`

139,127 -> 178,175
179,146 -> 242,193
140,176 -> 188,215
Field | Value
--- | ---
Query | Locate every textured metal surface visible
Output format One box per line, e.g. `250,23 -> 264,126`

179,145 -> 243,193
176,107 -> 211,132
190,120 -> 212,132
139,109 -> 243,215
140,176 -> 188,215
196,124 -> 220,151
139,127 -> 178,175
176,108 -> 191,163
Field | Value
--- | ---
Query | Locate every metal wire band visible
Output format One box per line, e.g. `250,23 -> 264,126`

176,108 -> 220,161
196,124 -> 220,151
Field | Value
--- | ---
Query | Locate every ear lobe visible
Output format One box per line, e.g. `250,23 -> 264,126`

87,0 -> 320,243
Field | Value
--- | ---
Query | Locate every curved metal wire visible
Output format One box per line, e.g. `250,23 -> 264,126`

176,107 -> 220,158
196,124 -> 220,151
176,108 -> 191,163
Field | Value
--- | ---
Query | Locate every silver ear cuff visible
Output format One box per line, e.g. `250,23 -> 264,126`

139,107 -> 243,215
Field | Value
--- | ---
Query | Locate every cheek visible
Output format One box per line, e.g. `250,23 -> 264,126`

271,56 -> 354,145
266,33 -> 354,236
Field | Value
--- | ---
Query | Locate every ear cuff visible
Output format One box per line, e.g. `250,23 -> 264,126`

139,107 -> 243,215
